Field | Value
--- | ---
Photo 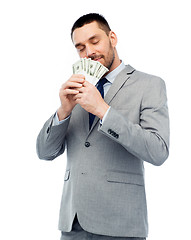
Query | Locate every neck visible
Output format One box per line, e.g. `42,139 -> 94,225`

108,50 -> 121,73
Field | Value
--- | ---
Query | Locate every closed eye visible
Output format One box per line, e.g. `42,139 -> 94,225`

76,45 -> 85,52
92,40 -> 99,45
78,47 -> 85,52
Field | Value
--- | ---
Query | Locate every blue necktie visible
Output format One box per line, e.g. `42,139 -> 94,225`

89,78 -> 108,130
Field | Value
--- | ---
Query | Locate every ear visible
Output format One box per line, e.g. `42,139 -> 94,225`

109,31 -> 118,48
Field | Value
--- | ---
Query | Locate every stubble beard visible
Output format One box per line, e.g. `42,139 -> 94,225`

103,42 -> 115,70
90,42 -> 115,70
105,51 -> 115,70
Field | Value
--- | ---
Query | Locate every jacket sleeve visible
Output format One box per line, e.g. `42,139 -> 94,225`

36,114 -> 70,160
99,77 -> 170,166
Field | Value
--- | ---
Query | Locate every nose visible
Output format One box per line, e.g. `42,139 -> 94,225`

86,44 -> 96,58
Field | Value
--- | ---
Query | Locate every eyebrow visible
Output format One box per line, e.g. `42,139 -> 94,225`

75,34 -> 100,48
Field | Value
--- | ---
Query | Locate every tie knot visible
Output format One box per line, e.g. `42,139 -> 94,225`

97,77 -> 108,88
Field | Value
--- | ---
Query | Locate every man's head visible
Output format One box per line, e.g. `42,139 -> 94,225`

71,13 -> 120,71
71,13 -> 111,39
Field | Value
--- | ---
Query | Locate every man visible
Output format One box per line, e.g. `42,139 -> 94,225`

36,13 -> 170,240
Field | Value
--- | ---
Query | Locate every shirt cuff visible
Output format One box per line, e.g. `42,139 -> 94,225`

52,112 -> 71,126
100,106 -> 111,126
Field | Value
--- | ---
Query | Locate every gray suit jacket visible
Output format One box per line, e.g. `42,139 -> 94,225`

36,65 -> 170,238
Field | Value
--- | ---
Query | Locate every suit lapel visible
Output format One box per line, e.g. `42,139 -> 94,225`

104,65 -> 135,105
88,65 -> 135,134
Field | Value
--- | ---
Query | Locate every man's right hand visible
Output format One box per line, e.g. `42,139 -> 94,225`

57,74 -> 85,121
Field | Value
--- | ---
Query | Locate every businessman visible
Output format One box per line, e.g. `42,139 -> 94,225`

36,13 -> 170,240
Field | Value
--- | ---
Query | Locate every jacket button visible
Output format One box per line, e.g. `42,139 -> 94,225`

85,142 -> 90,147
108,129 -> 112,134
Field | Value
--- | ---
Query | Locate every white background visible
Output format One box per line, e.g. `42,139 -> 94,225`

0,0 -> 191,239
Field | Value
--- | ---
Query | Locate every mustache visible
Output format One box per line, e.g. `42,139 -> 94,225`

89,55 -> 104,60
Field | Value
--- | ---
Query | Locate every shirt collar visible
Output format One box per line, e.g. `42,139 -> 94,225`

105,61 -> 126,83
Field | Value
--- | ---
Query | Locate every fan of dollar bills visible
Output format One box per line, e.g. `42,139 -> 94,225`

72,58 -> 109,85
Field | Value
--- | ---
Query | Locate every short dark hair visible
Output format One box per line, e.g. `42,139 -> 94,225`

71,13 -> 111,39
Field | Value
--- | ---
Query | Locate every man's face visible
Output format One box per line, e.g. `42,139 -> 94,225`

72,21 -> 116,70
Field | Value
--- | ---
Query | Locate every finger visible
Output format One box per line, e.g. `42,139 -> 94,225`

61,76 -> 85,89
70,74 -> 85,83
73,93 -> 83,100
72,74 -> 86,79
67,82 -> 83,89
61,89 -> 79,96
62,81 -> 83,90
83,80 -> 93,87
74,86 -> 85,93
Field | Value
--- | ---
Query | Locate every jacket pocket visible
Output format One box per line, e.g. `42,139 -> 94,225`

64,170 -> 70,181
107,171 -> 144,186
